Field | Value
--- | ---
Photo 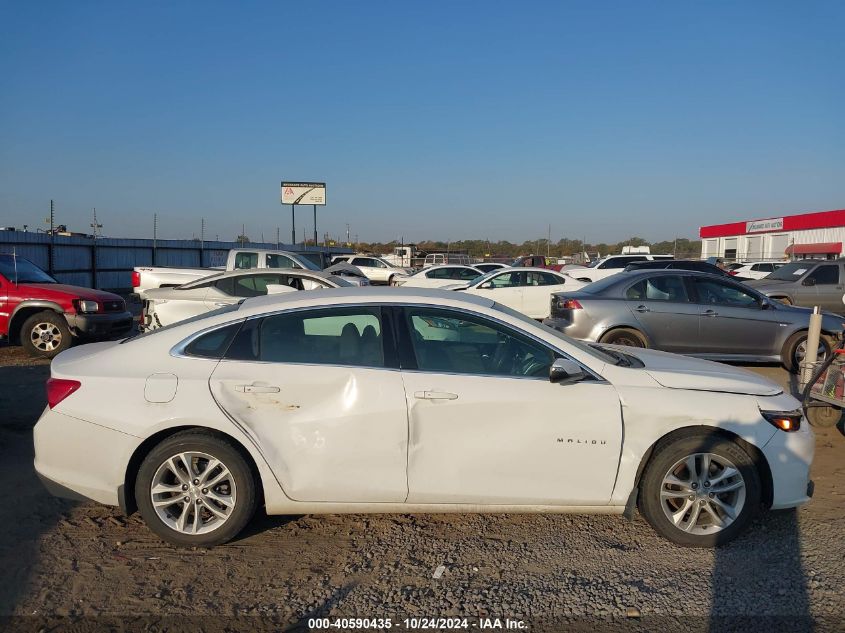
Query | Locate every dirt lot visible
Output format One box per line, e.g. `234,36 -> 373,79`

0,344 -> 843,632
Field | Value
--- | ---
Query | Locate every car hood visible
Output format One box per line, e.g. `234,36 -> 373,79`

744,279 -> 792,290
611,346 -> 782,396
23,283 -> 123,302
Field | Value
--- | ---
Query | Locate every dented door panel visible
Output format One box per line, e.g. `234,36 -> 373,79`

209,361 -> 409,502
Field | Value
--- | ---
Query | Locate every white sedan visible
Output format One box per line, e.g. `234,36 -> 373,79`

35,288 -> 813,548
445,267 -> 585,319
141,268 -> 351,329
392,265 -> 484,288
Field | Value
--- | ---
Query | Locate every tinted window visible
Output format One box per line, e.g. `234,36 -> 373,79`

0,255 -> 56,283
694,279 -> 759,308
228,308 -> 384,367
626,276 -> 689,302
232,274 -> 281,298
487,271 -> 523,288
600,256 -> 646,269
184,322 -> 242,358
351,257 -> 374,267
453,268 -> 481,280
214,277 -> 236,295
808,265 -> 839,285
234,252 -> 258,269
537,272 -> 563,286
426,268 -> 453,279
266,254 -> 297,269
406,308 -> 555,378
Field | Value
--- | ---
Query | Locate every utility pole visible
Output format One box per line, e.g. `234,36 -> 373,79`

200,218 -> 205,259
346,223 -> 350,246
241,223 -> 246,246
547,224 -> 551,257
48,200 -> 55,275
153,213 -> 158,265
276,227 -> 280,248
290,205 -> 296,245
90,208 -> 102,288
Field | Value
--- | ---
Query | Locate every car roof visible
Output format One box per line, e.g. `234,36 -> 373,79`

237,286 -> 495,316
491,266 -> 559,274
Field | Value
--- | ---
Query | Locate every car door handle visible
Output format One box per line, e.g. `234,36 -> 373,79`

633,305 -> 650,313
414,391 -> 459,400
235,383 -> 281,394
702,309 -> 719,317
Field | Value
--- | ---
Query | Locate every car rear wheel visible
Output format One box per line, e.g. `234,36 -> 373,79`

639,434 -> 761,547
782,331 -> 831,373
135,432 -> 257,547
599,327 -> 648,348
20,311 -> 72,358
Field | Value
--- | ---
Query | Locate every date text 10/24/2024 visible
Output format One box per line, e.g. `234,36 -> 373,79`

308,617 -> 527,630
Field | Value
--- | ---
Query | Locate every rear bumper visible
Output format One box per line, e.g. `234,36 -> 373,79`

34,407 -> 140,506
66,311 -> 133,338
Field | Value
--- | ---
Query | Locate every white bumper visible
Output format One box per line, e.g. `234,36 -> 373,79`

33,407 -> 141,506
761,422 -> 815,509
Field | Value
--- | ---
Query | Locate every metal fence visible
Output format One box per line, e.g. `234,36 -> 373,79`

0,231 -> 352,291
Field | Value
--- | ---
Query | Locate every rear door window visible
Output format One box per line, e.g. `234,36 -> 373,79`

626,275 -> 690,302
226,307 -> 386,368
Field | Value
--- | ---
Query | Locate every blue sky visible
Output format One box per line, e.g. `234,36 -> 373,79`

1,1 -> 843,244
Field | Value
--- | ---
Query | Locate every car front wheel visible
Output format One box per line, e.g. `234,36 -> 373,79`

135,432 -> 257,547
20,310 -> 72,358
638,434 -> 761,547
782,331 -> 831,373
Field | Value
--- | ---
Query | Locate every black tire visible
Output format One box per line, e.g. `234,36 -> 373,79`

135,431 -> 257,547
639,433 -> 762,547
782,331 -> 831,373
20,310 -> 72,358
599,327 -> 648,348
806,405 -> 842,428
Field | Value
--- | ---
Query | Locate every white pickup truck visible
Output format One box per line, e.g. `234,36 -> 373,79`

133,248 -> 364,297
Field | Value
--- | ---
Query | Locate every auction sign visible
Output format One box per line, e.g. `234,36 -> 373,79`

281,182 -> 326,205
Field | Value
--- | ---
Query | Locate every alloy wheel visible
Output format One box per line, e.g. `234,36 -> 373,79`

150,451 -> 237,535
659,452 -> 746,535
795,339 -> 828,366
30,322 -> 63,352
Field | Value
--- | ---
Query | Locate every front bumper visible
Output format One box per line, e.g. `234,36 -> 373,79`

66,310 -> 133,338
761,422 -> 816,510
34,407 -> 141,506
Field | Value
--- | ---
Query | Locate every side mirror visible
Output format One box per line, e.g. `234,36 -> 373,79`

549,358 -> 587,384
803,277 -> 816,287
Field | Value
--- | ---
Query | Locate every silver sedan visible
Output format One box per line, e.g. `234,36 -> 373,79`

543,269 -> 843,371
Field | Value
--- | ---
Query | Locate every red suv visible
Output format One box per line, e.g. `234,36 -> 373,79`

0,254 -> 133,358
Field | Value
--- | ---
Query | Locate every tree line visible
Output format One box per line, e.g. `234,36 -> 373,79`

351,237 -> 702,260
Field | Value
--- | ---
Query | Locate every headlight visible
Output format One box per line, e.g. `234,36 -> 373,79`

761,409 -> 802,432
75,299 -> 99,313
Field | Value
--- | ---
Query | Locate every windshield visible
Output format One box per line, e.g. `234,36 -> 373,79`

467,269 -> 500,287
490,301 -> 619,365
297,253 -> 324,269
766,262 -> 813,281
585,258 -> 604,268
122,303 -> 243,343
0,255 -> 57,283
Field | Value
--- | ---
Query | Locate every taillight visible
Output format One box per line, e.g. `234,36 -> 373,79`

132,271 -> 141,288
46,378 -> 81,409
728,271 -> 738,276
562,298 -> 583,310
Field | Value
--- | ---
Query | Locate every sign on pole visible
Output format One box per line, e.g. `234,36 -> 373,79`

281,182 -> 326,205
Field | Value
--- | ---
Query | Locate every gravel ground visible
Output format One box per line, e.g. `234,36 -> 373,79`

0,345 -> 842,632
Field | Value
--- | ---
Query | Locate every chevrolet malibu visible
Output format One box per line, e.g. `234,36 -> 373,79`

34,288 -> 813,548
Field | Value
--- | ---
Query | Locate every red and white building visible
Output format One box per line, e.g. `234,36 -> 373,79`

700,208 -> 845,262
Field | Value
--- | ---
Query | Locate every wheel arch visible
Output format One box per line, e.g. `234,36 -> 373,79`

630,425 -> 774,511
597,324 -> 652,347
120,425 -> 265,515
9,302 -> 65,344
